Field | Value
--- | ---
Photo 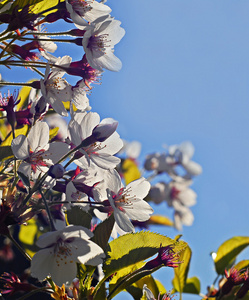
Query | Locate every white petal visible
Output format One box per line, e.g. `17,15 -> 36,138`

91,153 -> 120,170
94,51 -> 122,72
18,162 -> 31,180
31,247 -> 77,286
113,209 -> 135,233
11,135 -> 29,159
126,178 -> 151,200
28,122 -> 49,152
125,200 -> 153,222
47,94 -> 68,117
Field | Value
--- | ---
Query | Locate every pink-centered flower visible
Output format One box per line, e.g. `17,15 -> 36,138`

11,121 -> 69,181
68,111 -> 123,170
106,175 -> 153,233
40,56 -> 73,116
30,225 -> 105,285
66,0 -> 111,27
82,16 -> 125,72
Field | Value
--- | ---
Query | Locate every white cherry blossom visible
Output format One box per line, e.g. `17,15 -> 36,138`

40,56 -> 72,116
82,16 -> 125,71
66,0 -> 111,27
11,122 -> 69,181
30,225 -> 105,285
68,111 -> 123,170
93,169 -> 153,233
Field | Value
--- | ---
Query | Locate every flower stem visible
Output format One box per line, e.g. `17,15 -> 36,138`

16,287 -> 53,300
39,188 -> 56,231
0,81 -> 35,87
24,30 -> 75,37
8,234 -> 31,262
22,37 -> 78,43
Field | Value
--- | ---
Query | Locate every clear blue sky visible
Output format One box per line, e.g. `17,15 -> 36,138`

2,1 -> 249,299
94,1 -> 249,299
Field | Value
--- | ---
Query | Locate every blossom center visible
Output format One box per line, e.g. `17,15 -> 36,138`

53,239 -> 75,266
70,0 -> 93,15
88,34 -> 111,54
27,149 -> 47,173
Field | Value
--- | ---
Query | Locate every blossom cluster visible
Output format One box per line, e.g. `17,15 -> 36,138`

144,141 -> 202,230
0,1 -> 203,299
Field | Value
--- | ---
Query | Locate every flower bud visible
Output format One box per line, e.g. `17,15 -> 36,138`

48,164 -> 65,179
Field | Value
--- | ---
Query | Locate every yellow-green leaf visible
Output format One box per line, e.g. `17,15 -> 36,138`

122,158 -> 141,185
10,0 -> 63,16
49,127 -> 59,140
19,218 -> 40,257
214,236 -> 249,275
103,231 -> 187,278
127,275 -> 165,300
172,245 -> 192,299
182,276 -> 201,294
17,81 -> 36,110
148,215 -> 173,227
233,260 -> 249,271
1,124 -> 29,146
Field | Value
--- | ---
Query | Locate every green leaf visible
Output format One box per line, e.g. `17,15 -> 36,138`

148,215 -> 173,227
66,207 -> 92,229
1,124 -> 29,146
172,245 -> 191,299
49,127 -> 59,141
17,82 -> 37,110
182,276 -> 201,294
17,171 -> 30,189
233,260 -> 249,271
0,146 -> 13,161
126,275 -> 164,300
10,0 -> 63,16
92,282 -> 107,300
122,158 -> 141,185
103,231 -> 187,279
91,213 -> 115,251
214,236 -> 249,275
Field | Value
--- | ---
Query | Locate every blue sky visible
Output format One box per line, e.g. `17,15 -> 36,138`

93,1 -> 249,299
2,1 -> 249,299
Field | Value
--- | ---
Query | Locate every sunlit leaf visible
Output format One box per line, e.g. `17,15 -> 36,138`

1,124 -> 29,146
126,274 -> 165,300
182,276 -> 201,294
17,82 -> 36,110
18,218 -> 40,257
233,260 -> 249,271
148,215 -> 174,227
49,127 -> 59,141
122,158 -> 141,185
10,0 -> 63,16
103,231 -> 187,279
214,236 -> 249,275
172,245 -> 191,299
